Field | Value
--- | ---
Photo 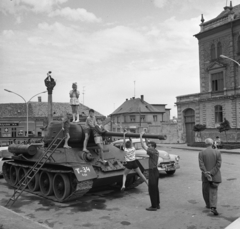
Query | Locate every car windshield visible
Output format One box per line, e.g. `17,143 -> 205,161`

134,142 -> 143,150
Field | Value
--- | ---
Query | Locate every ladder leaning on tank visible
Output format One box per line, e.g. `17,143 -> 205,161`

5,129 -> 65,207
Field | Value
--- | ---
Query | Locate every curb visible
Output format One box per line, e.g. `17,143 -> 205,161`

0,205 -> 51,229
170,147 -> 240,155
225,217 -> 240,229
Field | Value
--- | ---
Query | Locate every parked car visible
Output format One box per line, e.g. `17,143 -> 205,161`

111,139 -> 180,175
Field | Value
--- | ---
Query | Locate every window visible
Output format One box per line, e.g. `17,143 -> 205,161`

130,115 -> 136,122
153,115 -> 157,122
211,44 -> 216,60
134,142 -> 143,150
117,116 -> 119,123
140,115 -> 145,122
217,42 -> 222,58
238,36 -> 240,53
212,72 -> 223,92
215,105 -> 223,123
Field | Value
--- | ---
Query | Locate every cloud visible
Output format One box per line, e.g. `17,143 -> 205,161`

153,0 -> 167,8
2,30 -> 15,37
49,7 -> 102,23
0,0 -> 68,14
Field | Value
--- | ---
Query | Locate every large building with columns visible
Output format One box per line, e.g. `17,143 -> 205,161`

176,2 -> 240,144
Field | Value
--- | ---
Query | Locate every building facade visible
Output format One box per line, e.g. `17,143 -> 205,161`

109,95 -> 178,142
176,3 -> 240,143
0,99 -> 104,140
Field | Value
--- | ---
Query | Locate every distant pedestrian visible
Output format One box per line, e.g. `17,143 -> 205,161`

213,136 -> 222,149
199,138 -> 222,216
140,132 -> 160,211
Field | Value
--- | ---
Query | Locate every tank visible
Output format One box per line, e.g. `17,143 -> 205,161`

2,121 -> 167,202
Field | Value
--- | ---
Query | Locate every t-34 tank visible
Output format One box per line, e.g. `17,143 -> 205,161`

2,121 -> 166,202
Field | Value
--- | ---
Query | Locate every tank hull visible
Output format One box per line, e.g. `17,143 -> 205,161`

3,121 -> 166,204
2,145 -> 149,202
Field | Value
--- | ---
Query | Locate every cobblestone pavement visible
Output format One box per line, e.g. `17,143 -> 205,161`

0,147 -> 239,229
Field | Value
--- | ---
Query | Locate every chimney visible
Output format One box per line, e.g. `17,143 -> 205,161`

141,95 -> 144,102
126,99 -> 128,101
38,96 -> 42,102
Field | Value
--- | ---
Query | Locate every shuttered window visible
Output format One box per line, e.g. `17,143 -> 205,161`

215,105 -> 223,123
238,36 -> 240,53
217,42 -> 222,57
211,44 -> 216,60
212,72 -> 223,92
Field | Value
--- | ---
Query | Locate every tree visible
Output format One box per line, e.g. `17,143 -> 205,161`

217,118 -> 231,142
193,124 -> 206,142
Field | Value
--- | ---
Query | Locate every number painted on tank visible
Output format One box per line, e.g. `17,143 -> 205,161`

75,166 -> 90,175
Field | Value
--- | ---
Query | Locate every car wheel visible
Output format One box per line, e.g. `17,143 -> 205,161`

166,170 -> 175,175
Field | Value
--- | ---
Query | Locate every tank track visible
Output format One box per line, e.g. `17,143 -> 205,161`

3,161 -> 93,203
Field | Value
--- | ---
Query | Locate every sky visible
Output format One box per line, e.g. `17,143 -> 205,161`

0,0 -> 232,118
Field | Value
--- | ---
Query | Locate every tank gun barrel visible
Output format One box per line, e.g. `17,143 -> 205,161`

103,132 -> 167,140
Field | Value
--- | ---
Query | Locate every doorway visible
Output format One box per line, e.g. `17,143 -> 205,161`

184,109 -> 195,144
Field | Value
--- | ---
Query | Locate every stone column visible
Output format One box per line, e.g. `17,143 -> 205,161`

44,71 -> 56,124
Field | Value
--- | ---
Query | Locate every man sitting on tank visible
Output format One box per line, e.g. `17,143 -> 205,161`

121,132 -> 148,192
93,118 -> 107,163
83,109 -> 96,153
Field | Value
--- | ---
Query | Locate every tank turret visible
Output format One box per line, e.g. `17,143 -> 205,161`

44,121 -> 166,146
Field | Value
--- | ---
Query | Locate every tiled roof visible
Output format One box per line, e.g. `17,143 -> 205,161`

0,102 -> 104,118
203,4 -> 240,25
110,98 -> 163,116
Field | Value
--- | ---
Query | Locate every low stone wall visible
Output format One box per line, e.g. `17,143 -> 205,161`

195,128 -> 240,142
148,123 -> 179,144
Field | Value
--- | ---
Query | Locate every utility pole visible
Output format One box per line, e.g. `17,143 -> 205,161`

134,81 -> 136,97
82,86 -> 85,105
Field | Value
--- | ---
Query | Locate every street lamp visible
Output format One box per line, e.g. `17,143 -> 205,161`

220,55 -> 240,66
4,89 -> 47,137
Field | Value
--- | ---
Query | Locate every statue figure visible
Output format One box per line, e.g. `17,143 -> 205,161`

70,82 -> 80,122
44,71 -> 56,94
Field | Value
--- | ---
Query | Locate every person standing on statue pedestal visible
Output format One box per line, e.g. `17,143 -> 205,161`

70,83 -> 80,122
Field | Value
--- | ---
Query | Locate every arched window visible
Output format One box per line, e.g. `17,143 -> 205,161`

217,42 -> 222,57
215,105 -> 223,123
238,36 -> 240,53
211,44 -> 216,60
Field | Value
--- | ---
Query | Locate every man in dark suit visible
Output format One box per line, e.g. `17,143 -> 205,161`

199,138 -> 222,216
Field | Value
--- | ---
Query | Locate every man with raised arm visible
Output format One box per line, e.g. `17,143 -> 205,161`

140,131 -> 160,211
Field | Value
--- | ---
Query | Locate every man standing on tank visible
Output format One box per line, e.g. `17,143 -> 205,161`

140,131 -> 160,211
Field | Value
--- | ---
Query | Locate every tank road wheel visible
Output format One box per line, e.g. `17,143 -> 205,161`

10,165 -> 18,186
53,173 -> 71,201
18,167 -> 27,185
39,171 -> 53,196
28,171 -> 40,192
2,163 -> 11,184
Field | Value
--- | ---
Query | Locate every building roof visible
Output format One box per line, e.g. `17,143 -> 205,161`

200,3 -> 240,32
0,102 -> 104,118
110,98 -> 164,116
